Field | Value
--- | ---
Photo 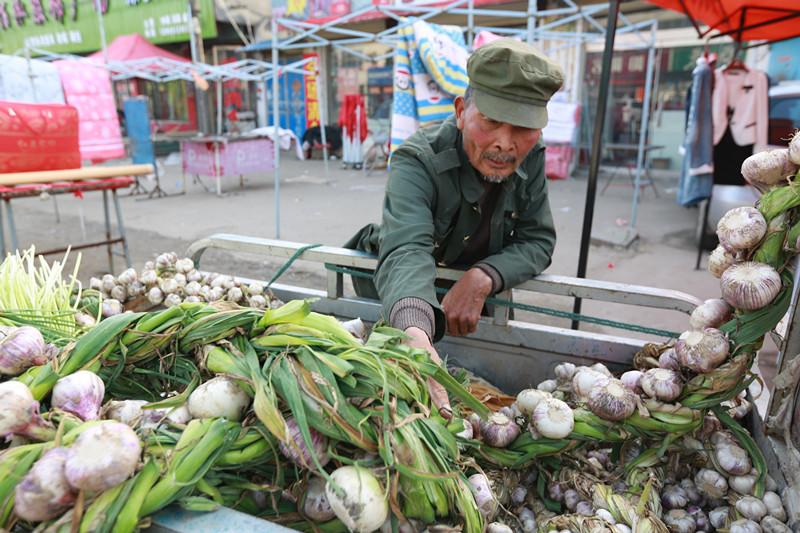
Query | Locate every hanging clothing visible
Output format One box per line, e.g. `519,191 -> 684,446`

677,57 -> 714,206
714,126 -> 754,186
712,68 -> 768,150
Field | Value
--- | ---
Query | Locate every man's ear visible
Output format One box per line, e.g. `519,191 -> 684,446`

454,96 -> 465,129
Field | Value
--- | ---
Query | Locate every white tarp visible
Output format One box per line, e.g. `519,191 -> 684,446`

0,55 -> 65,104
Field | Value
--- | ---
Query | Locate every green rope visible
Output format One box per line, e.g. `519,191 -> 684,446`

323,263 -> 680,339
266,244 -> 323,288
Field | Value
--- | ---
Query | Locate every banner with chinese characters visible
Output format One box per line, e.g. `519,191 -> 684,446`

303,53 -> 320,130
0,0 -> 217,55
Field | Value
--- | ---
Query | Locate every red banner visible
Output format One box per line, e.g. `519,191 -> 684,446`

303,53 -> 320,129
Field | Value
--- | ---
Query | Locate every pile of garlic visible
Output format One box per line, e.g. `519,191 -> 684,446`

89,253 -> 280,317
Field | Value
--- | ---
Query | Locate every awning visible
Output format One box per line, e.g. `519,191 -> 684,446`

88,34 -> 189,63
645,0 -> 800,43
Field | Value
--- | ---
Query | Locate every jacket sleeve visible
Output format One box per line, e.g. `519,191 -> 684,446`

479,150 -> 556,289
373,148 -> 446,340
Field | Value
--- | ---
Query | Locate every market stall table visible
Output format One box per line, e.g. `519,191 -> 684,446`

0,164 -> 153,270
180,136 -> 275,196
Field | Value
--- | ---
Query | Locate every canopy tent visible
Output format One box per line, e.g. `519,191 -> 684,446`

88,34 -> 189,64
645,0 -> 800,44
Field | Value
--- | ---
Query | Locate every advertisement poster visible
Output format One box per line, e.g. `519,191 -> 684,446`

0,0 -> 217,54
266,57 -> 309,141
303,53 -> 320,130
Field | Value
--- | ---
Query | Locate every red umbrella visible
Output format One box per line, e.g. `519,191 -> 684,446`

646,0 -> 800,43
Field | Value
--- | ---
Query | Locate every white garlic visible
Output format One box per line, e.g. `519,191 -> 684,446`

661,485 -> 689,509
117,268 -> 138,286
736,496 -> 768,522
210,275 -> 229,289
762,492 -> 786,522
143,261 -> 155,271
619,370 -> 643,393
102,299 -> 123,317
587,379 -> 636,421
676,328 -> 730,373
249,294 -> 268,309
101,274 -> 116,294
640,368 -> 683,402
159,277 -> 180,295
89,276 -> 103,291
717,207 -> 767,251
164,293 -> 182,307
690,298 -> 733,330
127,281 -> 145,298
185,281 -> 202,297
186,269 -> 203,283
695,468 -> 729,499
516,389 -> 551,418
140,269 -> 158,286
227,287 -> 244,303
709,244 -> 739,278
147,287 -> 164,305
729,518 -> 763,533
531,397 -> 574,439
590,363 -> 611,376
741,149 -> 797,189
571,369 -> 607,401
173,273 -> 187,288
185,296 -> 202,303
715,443 -> 752,476
537,379 -> 557,393
248,283 -> 265,296
721,262 -> 782,311
175,258 -> 194,274
207,287 -> 225,302
658,348 -> 681,370
664,509 -> 697,533
709,506 -> 730,529
110,285 -> 127,302
553,362 -> 576,383
595,509 -> 615,524
760,516 -> 790,533
729,473 -> 758,495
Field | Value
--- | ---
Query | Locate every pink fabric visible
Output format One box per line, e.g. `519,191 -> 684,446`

472,30 -> 507,49
545,145 -> 573,180
88,34 -> 189,63
54,60 -> 125,162
712,67 -> 768,150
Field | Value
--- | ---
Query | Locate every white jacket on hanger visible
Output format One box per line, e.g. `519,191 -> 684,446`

712,68 -> 768,150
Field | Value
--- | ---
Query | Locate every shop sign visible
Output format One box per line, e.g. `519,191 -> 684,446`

0,0 -> 217,54
303,52 -> 320,129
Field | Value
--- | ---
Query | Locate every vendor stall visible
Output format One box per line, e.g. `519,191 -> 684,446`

180,136 -> 274,196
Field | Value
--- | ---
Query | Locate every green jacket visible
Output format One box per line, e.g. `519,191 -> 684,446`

347,115 -> 555,341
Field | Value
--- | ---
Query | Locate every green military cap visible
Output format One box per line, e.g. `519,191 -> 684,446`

467,39 -> 564,129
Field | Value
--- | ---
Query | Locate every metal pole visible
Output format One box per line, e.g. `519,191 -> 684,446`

315,63 -> 330,181
629,22 -> 657,229
571,0 -> 620,331
467,0 -> 474,48
271,17 -> 282,239
526,0 -> 537,43
93,0 -> 108,63
216,79 -> 223,136
188,1 -> 211,134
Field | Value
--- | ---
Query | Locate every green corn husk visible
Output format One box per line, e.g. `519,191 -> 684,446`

752,213 -> 788,267
758,178 -> 800,221
681,352 -> 755,408
720,272 -> 793,347
786,218 -> 800,252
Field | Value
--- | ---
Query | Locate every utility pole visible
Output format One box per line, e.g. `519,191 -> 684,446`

188,0 -> 211,134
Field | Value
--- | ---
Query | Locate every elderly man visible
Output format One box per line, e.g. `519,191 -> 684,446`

346,39 -> 564,414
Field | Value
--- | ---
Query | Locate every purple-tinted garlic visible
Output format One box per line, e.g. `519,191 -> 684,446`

0,381 -> 54,441
64,421 -> 141,493
14,447 -> 76,521
721,262 -> 782,311
676,328 -> 730,373
279,417 -> 331,469
0,326 -> 47,376
717,207 -> 767,252
480,412 -> 521,448
620,370 -> 643,393
51,370 -> 105,421
658,348 -> 681,371
689,299 -> 733,330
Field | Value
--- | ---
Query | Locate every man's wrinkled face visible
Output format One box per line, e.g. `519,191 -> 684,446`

454,95 -> 541,183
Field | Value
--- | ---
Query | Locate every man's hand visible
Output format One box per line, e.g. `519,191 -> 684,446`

403,326 -> 452,419
441,267 -> 493,336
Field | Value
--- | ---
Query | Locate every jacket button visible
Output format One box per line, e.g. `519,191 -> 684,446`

464,235 -> 470,241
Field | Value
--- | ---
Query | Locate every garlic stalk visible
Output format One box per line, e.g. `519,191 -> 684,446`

64,421 -> 141,493
51,370 -> 105,420
709,245 -> 739,278
735,496 -> 768,522
0,325 -> 48,376
640,368 -> 683,401
587,379 -> 636,421
676,328 -> 730,373
721,262 -> 782,311
480,412 -> 521,448
531,397 -> 574,439
690,298 -> 733,330
14,447 -> 76,521
717,207 -> 767,251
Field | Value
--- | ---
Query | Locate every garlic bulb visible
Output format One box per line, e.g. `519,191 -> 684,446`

0,381 -> 54,441
721,262 -> 782,311
248,282 -> 264,296
173,273 -> 187,287
140,269 -> 158,286
715,442 -> 752,475
486,523 -> 513,533
184,281 -> 202,297
279,417 -> 330,469
729,518 -> 762,533
117,268 -> 138,285
164,293 -> 182,307
127,281 -> 145,298
105,399 -> 148,427
709,506 -> 730,529
695,468 -> 728,499
563,488 -> 579,510
664,509 -> 697,533
101,274 -> 116,293
186,269 -> 203,283
741,149 -> 797,189
709,245 -> 739,278
52,370 -> 105,420
227,287 -> 244,303
64,421 -> 141,493
102,298 -> 123,317
640,368 -> 683,401
736,496 -> 768,522
658,348 -> 681,370
571,369 -> 607,401
690,298 -> 734,330
595,508 -> 615,524
175,258 -> 194,274
110,284 -> 127,302
761,516 -> 790,533
662,485 -> 689,509
468,473 -> 498,520
207,287 -> 225,302
575,501 -> 593,516
590,363 -> 612,376
0,325 -> 47,376
554,362 -> 576,383
688,505 -> 709,531
717,207 -> 767,251
156,252 -> 178,271
325,466 -> 388,533
480,412 -> 521,448
249,294 -> 268,309
620,370 -> 643,393
303,476 -> 336,522
675,328 -> 730,373
89,276 -> 103,291
729,472 -> 757,495
147,287 -> 165,305
516,389 -> 551,417
790,131 -> 800,164
762,491 -> 786,522
14,447 -> 76,521
159,277 -> 179,295
532,397 -> 574,439
187,376 -> 250,421
587,379 -> 636,421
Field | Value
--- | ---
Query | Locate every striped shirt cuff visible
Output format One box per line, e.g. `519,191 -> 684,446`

474,262 -> 504,293
389,297 -> 435,341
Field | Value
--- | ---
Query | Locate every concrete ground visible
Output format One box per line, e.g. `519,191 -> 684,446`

6,153 -> 777,407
